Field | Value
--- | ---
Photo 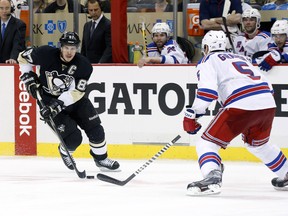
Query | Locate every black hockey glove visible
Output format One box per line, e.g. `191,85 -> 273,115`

20,71 -> 40,99
40,99 -> 64,120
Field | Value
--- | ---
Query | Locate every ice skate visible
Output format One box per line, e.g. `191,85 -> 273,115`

271,173 -> 288,191
95,158 -> 120,172
58,145 -> 75,170
186,169 -> 222,196
90,150 -> 120,172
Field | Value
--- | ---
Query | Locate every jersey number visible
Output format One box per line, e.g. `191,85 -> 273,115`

232,61 -> 260,80
77,79 -> 87,92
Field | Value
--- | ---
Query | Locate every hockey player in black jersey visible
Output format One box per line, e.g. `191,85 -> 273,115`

18,31 -> 120,172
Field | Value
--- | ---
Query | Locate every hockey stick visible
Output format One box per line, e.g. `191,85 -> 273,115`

36,90 -> 86,179
141,22 -> 148,57
222,0 -> 236,53
251,50 -> 270,59
97,135 -> 181,186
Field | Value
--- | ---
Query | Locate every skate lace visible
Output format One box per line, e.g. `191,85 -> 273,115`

63,154 -> 75,166
99,158 -> 114,167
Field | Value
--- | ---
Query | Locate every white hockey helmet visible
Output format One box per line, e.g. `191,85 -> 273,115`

201,30 -> 227,54
151,22 -> 171,37
271,20 -> 288,36
242,8 -> 261,29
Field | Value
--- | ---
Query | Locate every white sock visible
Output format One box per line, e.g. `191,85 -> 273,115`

59,145 -> 74,155
246,142 -> 288,179
90,140 -> 107,156
196,139 -> 222,177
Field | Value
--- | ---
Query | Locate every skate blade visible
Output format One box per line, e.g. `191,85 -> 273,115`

273,186 -> 288,191
186,184 -> 221,196
98,167 -> 121,172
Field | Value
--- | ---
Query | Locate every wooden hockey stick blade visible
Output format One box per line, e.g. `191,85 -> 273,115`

97,135 -> 181,186
221,0 -> 235,53
36,90 -> 86,179
222,0 -> 231,17
141,22 -> 148,57
222,17 -> 236,54
252,50 -> 270,59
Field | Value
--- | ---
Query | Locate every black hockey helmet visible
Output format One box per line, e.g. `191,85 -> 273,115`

59,31 -> 80,47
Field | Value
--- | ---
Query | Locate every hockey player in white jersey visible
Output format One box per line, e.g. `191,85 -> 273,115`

183,30 -> 288,196
233,8 -> 272,57
137,22 -> 188,68
257,19 -> 288,72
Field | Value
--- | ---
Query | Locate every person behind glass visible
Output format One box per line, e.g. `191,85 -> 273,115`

233,8 -> 272,58
241,0 -> 252,11
261,0 -> 288,10
43,0 -> 85,13
33,0 -> 48,13
155,0 -> 173,12
199,0 -> 242,32
256,20 -> 288,72
0,0 -> 26,64
98,0 -> 110,13
137,22 -> 188,67
81,0 -> 112,63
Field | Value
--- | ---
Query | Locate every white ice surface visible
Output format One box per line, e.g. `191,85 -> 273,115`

0,156 -> 287,216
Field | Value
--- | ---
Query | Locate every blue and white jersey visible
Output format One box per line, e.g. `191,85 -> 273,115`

255,39 -> 288,64
268,40 -> 288,53
191,52 -> 276,115
261,2 -> 288,10
146,39 -> 188,64
233,30 -> 273,57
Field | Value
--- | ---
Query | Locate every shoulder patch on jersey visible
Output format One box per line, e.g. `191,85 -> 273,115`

21,48 -> 34,64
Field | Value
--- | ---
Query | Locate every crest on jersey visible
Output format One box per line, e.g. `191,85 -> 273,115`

43,71 -> 74,96
21,48 -> 34,64
57,124 -> 65,133
57,20 -> 67,33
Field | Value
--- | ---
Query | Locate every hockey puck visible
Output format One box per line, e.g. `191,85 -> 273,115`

86,175 -> 95,179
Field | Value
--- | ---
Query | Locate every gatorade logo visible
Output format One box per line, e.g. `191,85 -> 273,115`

192,14 -> 200,26
189,14 -> 200,28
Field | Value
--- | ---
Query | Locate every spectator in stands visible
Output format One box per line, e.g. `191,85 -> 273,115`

99,0 -> 110,13
81,0 -> 112,63
43,0 -> 85,13
131,0 -> 155,12
137,22 -> 188,67
257,20 -> 288,72
178,0 -> 202,12
241,0 -> 252,11
233,8 -> 272,58
0,0 -> 26,64
33,0 -> 47,13
261,0 -> 288,10
155,0 -> 173,12
199,0 -> 242,32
